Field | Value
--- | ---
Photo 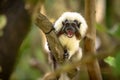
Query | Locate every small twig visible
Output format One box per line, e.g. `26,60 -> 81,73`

30,58 -> 49,74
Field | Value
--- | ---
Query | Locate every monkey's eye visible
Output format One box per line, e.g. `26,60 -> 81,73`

65,23 -> 70,26
74,20 -> 81,28
74,20 -> 78,23
65,19 -> 68,22
71,23 -> 76,27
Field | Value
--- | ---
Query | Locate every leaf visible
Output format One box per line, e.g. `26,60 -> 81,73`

115,51 -> 120,74
104,56 -> 116,67
109,24 -> 120,38
0,15 -> 7,30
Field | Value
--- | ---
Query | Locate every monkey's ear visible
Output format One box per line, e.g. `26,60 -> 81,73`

62,19 -> 68,25
78,23 -> 81,28
62,21 -> 65,25
74,20 -> 81,28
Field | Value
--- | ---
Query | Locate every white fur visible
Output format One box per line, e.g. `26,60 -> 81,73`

59,35 -> 81,59
54,12 -> 88,38
54,12 -> 88,60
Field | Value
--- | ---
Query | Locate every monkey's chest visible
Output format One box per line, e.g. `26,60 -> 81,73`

59,35 -> 79,50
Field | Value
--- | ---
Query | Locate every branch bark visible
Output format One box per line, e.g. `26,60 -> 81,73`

35,13 -> 64,64
84,0 -> 102,80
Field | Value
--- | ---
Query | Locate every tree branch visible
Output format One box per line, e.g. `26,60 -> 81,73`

0,0 -> 31,79
42,42 -> 120,80
35,13 -> 64,64
84,0 -> 102,80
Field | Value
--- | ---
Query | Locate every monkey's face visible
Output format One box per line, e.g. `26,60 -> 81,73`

54,12 -> 88,39
59,19 -> 81,39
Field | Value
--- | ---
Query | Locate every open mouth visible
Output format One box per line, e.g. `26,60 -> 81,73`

66,30 -> 74,38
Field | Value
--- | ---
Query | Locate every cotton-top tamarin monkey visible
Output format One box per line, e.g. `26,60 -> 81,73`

54,12 -> 88,62
43,12 -> 88,80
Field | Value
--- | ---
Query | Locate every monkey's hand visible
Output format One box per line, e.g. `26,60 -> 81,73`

63,49 -> 69,60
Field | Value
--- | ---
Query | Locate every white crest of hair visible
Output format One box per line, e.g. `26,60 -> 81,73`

54,12 -> 88,38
